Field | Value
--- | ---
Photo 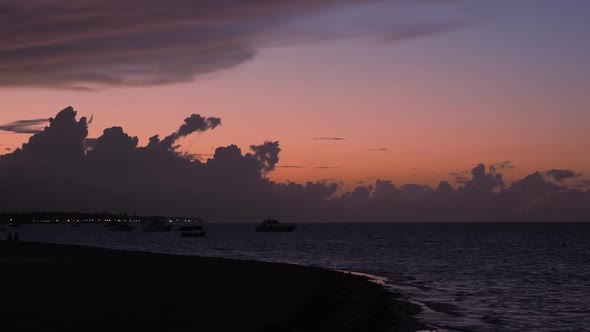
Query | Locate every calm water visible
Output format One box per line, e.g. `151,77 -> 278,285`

8,223 -> 590,332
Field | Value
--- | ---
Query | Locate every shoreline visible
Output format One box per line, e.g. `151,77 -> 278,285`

0,241 -> 427,331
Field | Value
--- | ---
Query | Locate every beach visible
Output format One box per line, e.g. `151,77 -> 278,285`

0,241 -> 425,332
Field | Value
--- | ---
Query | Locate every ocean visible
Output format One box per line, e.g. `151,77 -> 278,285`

8,222 -> 590,332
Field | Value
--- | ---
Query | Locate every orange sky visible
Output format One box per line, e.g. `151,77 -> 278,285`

2,6 -> 590,190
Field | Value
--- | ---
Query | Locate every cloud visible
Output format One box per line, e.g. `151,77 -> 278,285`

83,138 -> 99,150
315,166 -> 341,169
0,118 -> 50,134
545,169 -> 581,182
313,137 -> 346,141
277,165 -> 305,169
436,181 -> 453,194
0,0 -> 473,90
0,106 -> 279,217
1,106 -> 589,222
464,164 -> 505,192
192,153 -> 214,158
450,170 -> 470,184
491,161 -> 515,170
572,180 -> 590,189
160,114 -> 221,149
250,141 -> 281,173
365,148 -> 388,152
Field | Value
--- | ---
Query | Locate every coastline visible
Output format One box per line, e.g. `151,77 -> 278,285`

0,241 -> 427,332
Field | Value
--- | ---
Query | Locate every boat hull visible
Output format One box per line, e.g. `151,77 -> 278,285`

255,225 -> 296,232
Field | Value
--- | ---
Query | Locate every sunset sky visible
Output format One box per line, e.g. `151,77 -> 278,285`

1,0 -> 589,190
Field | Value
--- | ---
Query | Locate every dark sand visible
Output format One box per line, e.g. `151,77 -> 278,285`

0,241 -> 426,331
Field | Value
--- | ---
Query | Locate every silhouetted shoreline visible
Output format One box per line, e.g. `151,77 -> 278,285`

0,241 -> 426,332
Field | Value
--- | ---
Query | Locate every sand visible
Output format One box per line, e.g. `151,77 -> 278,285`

0,241 -> 426,331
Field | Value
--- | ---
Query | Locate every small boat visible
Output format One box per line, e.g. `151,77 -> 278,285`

143,218 -> 173,232
110,223 -> 134,232
8,223 -> 20,228
256,218 -> 295,232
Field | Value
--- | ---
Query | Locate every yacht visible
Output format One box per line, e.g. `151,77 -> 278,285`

255,218 -> 295,232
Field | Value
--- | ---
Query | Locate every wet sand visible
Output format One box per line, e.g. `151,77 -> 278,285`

0,241 -> 426,331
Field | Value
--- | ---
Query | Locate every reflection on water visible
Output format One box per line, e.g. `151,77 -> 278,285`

9,222 -> 590,332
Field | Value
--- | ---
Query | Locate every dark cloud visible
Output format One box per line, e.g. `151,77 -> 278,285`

450,170 -> 470,184
160,114 -> 221,149
192,153 -> 215,159
83,138 -> 99,150
508,172 -> 561,195
365,148 -> 388,152
492,161 -> 515,170
0,118 -> 49,134
277,165 -> 305,169
315,166 -> 341,169
572,180 -> 590,189
453,176 -> 469,184
2,106 -> 589,222
545,169 -> 581,182
436,181 -> 453,194
250,141 -> 281,174
0,0 -> 472,90
313,137 -> 346,141
463,164 -> 505,193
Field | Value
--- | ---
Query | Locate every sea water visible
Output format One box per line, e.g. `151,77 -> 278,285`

11,222 -> 590,332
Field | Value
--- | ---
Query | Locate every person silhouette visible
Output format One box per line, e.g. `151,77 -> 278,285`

6,232 -> 13,241
14,232 -> 20,241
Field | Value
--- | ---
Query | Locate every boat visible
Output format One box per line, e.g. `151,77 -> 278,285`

110,223 -> 134,232
143,217 -> 173,232
179,225 -> 206,238
255,218 -> 295,232
8,223 -> 20,228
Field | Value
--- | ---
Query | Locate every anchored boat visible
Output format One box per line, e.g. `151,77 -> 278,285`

255,218 -> 295,232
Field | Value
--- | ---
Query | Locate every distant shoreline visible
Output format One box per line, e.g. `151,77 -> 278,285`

0,241 -> 427,332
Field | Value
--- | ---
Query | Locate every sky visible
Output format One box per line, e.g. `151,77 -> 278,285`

1,0 -> 590,219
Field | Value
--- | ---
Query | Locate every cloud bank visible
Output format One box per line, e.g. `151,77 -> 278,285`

0,0 -> 471,90
1,107 -> 589,222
